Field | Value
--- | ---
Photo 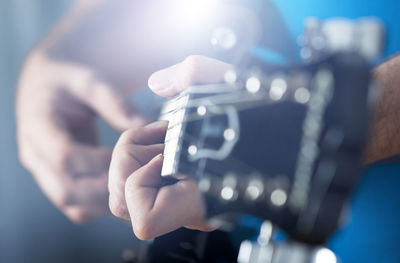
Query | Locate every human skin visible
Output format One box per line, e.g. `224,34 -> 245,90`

16,0 -> 178,223
109,54 -> 400,240
17,0 -> 399,234
16,0 -> 216,223
108,55 -> 230,239
364,55 -> 400,164
16,0 -> 291,224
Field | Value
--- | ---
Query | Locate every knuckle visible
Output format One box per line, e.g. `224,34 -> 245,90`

53,188 -> 74,208
113,146 -> 138,168
132,219 -> 154,240
112,144 -> 130,162
125,177 -> 154,240
72,70 -> 96,98
52,148 -> 71,174
66,209 -> 90,225
109,196 -> 128,219
124,175 -> 137,195
120,128 -> 140,144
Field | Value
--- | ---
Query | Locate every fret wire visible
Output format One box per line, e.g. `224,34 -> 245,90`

160,87 -> 298,125
161,86 -> 303,176
164,97 -> 285,133
161,90 -> 264,117
160,82 -> 239,115
160,94 -> 190,115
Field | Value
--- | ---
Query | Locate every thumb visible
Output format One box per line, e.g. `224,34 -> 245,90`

148,55 -> 231,97
59,62 -> 147,131
85,80 -> 147,130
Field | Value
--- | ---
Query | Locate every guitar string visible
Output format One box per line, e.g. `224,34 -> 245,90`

161,87 -> 311,207
160,86 -> 299,118
161,90 -> 303,176
161,95 -> 272,176
161,90 -> 257,114
162,99 -> 278,143
161,75 -> 350,221
162,101 -> 299,197
163,93 -> 303,141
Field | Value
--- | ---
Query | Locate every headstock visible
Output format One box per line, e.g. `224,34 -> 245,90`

159,51 -> 372,244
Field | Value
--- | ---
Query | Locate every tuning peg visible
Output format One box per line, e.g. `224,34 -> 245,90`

269,78 -> 288,101
220,174 -> 238,201
245,178 -> 264,201
270,188 -> 288,207
246,76 -> 261,93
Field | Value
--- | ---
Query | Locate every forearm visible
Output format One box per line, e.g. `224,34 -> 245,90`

364,54 -> 400,164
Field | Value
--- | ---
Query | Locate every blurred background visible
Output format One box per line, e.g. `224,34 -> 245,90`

0,1 -> 139,262
1,0 -> 400,263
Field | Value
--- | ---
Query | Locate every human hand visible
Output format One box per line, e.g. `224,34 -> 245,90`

108,121 -> 215,240
148,55 -> 231,97
16,52 -> 145,223
109,55 -> 230,239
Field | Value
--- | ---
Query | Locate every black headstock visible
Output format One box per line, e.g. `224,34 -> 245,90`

160,51 -> 372,244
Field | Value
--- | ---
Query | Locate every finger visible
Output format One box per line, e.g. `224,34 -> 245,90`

116,120 -> 168,146
109,143 -> 164,220
66,145 -> 112,177
18,110 -> 73,173
70,172 -> 109,206
72,76 -> 147,131
21,138 -> 111,222
26,151 -> 110,223
18,135 -> 76,209
92,80 -> 148,130
64,206 -> 102,224
64,145 -> 113,214
64,173 -> 111,224
148,55 -> 231,97
108,121 -> 167,219
125,155 -> 208,240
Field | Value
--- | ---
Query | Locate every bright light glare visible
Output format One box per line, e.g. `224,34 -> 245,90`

246,77 -> 261,93
269,78 -> 287,100
270,189 -> 287,207
211,27 -> 237,50
313,248 -> 337,263
172,0 -> 217,27
188,145 -> 198,155
223,128 -> 236,141
221,186 -> 234,200
224,70 -> 237,84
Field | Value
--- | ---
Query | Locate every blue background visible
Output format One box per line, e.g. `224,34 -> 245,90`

273,0 -> 400,262
0,1 -> 138,262
1,1 -> 399,262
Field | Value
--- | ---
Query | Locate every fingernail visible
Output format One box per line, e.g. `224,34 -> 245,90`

148,69 -> 171,92
146,120 -> 169,129
153,153 -> 164,162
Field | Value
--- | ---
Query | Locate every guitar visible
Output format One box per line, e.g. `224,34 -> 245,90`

124,5 -> 384,262
159,51 -> 372,244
